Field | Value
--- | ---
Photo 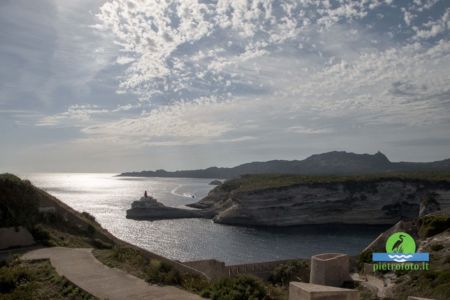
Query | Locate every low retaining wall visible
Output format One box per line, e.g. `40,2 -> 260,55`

184,258 -> 306,280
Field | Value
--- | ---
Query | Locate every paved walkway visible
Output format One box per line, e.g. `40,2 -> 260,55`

22,247 -> 202,300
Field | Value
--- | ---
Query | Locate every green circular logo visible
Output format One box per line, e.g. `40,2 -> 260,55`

386,232 -> 416,254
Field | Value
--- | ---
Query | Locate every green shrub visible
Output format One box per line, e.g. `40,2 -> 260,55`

81,211 -> 96,223
268,261 -> 309,286
203,275 -> 267,300
0,265 -> 32,293
0,174 -> 39,227
86,224 -> 96,236
145,260 -> 181,285
418,215 -> 450,238
111,246 -> 148,267
434,282 -> 450,299
180,274 -> 210,294
358,250 -> 373,270
436,271 -> 450,286
90,238 -> 113,249
444,255 -> 450,264
29,224 -> 51,245
431,244 -> 444,252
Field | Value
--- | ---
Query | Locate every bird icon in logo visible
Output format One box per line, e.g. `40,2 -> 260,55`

391,234 -> 405,253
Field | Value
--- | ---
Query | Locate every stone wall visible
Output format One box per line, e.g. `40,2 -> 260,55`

184,258 -> 304,280
0,226 -> 35,249
183,259 -> 227,280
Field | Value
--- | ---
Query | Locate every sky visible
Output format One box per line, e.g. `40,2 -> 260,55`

1,0 -> 450,173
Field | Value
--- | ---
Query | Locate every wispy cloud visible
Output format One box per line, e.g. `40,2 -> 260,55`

37,104 -> 109,126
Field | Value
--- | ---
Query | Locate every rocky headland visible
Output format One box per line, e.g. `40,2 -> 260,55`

186,173 -> 450,226
126,196 -> 213,220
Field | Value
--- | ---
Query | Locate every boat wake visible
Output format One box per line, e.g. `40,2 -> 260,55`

171,185 -> 196,199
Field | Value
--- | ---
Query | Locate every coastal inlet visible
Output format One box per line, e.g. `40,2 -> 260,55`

22,173 -> 387,264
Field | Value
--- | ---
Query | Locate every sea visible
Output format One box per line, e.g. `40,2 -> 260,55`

20,173 -> 387,265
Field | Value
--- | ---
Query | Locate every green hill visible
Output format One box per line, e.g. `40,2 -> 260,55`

120,151 -> 450,179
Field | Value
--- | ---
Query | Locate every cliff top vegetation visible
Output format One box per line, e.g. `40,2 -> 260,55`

219,171 -> 450,192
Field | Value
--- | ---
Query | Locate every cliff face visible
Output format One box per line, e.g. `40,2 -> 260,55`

191,179 -> 450,226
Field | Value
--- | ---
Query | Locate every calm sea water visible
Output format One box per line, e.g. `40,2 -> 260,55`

21,173 -> 386,264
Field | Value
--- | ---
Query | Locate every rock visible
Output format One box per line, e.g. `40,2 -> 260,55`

209,180 -> 222,185
419,194 -> 441,217
126,206 -> 211,220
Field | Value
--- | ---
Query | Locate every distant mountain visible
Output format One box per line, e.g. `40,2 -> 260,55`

119,151 -> 450,179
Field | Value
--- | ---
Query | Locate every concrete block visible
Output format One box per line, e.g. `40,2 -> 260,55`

289,282 -> 359,300
310,253 -> 351,287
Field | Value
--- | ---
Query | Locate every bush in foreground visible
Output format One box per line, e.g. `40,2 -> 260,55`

145,260 -> 181,285
0,258 -> 95,300
418,214 -> 450,238
201,275 -> 267,300
268,261 -> 309,286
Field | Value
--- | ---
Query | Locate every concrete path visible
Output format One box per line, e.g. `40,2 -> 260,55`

22,247 -> 202,300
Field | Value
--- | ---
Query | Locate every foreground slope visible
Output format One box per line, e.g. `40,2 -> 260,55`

0,173 -> 209,298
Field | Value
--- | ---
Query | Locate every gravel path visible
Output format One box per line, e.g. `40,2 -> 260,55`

22,247 -> 202,300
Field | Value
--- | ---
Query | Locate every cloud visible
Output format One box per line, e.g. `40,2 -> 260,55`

286,126 -> 332,135
93,0 -> 400,102
413,8 -> 450,39
81,97 -> 237,145
3,0 -> 450,171
37,104 -> 109,127
45,1 -> 450,147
